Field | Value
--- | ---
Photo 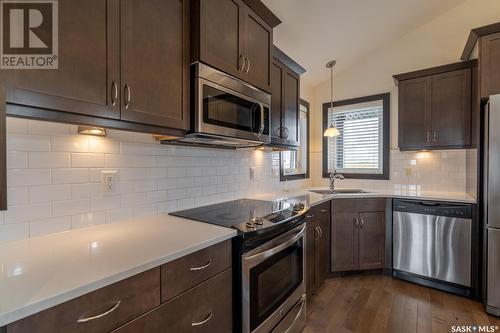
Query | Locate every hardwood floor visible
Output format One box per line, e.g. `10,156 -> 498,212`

304,275 -> 500,333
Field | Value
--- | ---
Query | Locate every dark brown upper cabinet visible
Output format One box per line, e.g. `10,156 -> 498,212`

2,0 -> 189,135
394,61 -> 475,151
120,0 -> 189,129
479,32 -> 500,98
331,198 -> 386,273
461,22 -> 500,99
191,0 -> 277,92
269,47 -> 305,147
0,86 -> 5,211
2,0 -> 121,120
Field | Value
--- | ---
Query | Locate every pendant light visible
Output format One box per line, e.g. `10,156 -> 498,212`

324,60 -> 340,137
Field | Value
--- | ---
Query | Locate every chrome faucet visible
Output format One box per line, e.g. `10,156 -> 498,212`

329,170 -> 344,191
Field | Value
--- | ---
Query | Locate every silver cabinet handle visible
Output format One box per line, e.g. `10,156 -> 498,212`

320,209 -> 328,213
77,300 -> 121,323
124,84 -> 131,109
426,131 -> 430,143
318,226 -> 323,239
190,260 -> 212,271
245,57 -> 251,73
306,214 -> 314,219
239,55 -> 245,72
281,126 -> 289,139
111,81 -> 118,107
353,217 -> 358,229
360,217 -> 364,229
433,130 -> 437,142
192,312 -> 213,326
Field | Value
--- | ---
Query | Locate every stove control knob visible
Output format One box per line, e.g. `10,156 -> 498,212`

246,222 -> 255,229
254,217 -> 264,225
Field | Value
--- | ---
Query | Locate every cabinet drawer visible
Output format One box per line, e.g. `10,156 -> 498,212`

306,201 -> 330,221
113,269 -> 233,333
332,198 -> 386,213
6,268 -> 160,333
161,240 -> 231,302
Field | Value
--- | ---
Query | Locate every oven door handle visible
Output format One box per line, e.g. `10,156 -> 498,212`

244,225 -> 305,264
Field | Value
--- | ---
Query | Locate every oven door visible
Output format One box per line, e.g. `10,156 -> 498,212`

242,225 -> 306,333
195,78 -> 270,143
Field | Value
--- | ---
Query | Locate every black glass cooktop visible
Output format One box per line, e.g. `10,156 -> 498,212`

170,199 -> 296,229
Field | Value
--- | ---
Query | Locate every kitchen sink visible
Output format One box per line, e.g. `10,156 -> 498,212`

309,189 -> 370,195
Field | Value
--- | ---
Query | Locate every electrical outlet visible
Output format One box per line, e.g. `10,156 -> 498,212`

250,167 -> 256,180
101,170 -> 118,193
403,167 -> 413,177
271,167 -> 279,178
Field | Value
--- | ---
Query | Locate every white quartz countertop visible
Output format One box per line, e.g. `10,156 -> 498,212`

255,188 -> 477,206
0,215 -> 237,326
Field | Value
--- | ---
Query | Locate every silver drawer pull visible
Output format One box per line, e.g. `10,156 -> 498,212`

77,300 -> 121,323
321,209 -> 328,212
190,260 -> 212,271
306,214 -> 314,218
192,312 -> 213,326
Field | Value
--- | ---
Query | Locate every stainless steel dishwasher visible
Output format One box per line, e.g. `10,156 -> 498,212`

393,199 -> 473,296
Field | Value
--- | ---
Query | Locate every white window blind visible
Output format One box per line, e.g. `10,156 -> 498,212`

327,100 -> 384,174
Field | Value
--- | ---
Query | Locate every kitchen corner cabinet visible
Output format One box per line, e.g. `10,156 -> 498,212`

395,62 -> 474,151
2,0 -> 189,132
192,0 -> 272,92
306,201 -> 331,296
331,198 -> 385,273
270,57 -> 300,146
479,32 -> 500,98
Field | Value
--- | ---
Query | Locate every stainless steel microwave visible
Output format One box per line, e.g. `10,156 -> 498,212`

171,63 -> 271,148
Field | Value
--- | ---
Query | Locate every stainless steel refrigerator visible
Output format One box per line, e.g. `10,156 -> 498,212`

483,94 -> 500,316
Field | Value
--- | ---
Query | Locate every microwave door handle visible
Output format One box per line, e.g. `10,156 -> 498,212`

257,103 -> 265,137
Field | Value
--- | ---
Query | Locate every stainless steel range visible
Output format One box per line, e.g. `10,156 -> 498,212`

170,199 -> 309,333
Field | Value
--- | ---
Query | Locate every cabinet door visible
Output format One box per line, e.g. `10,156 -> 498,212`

358,212 -> 385,270
0,86 -> 5,210
282,70 -> 300,144
398,77 -> 432,150
305,219 -> 318,296
242,6 -> 272,92
315,206 -> 331,288
431,68 -> 471,148
120,0 -> 188,129
331,213 -> 358,272
2,0 -> 120,119
480,32 -> 500,98
198,0 -> 244,79
270,60 -> 283,140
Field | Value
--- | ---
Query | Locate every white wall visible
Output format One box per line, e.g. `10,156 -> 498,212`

309,0 -> 500,187
0,118 -> 309,243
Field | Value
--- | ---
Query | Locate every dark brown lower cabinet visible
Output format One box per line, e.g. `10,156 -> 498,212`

306,201 -> 331,296
112,269 -> 232,333
0,86 -> 5,210
331,199 -> 386,273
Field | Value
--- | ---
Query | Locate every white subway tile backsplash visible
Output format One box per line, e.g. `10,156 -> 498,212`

71,153 -> 105,168
52,199 -> 89,217
28,121 -> 71,136
28,152 -> 71,168
6,118 -> 28,134
7,134 -> 50,151
0,223 -> 29,243
89,137 -> 120,154
71,212 -> 106,229
7,151 -> 28,169
106,207 -> 134,224
7,187 -> 29,205
105,154 -> 134,168
30,185 -> 71,202
51,136 -> 89,152
52,168 -> 90,184
71,183 -> 102,198
121,192 -> 147,207
4,203 -> 52,224
8,169 -> 51,186
90,195 -> 121,211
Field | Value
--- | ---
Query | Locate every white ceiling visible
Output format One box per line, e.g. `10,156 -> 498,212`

263,0 -> 466,88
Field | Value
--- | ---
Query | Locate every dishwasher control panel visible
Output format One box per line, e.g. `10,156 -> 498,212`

393,199 -> 472,219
